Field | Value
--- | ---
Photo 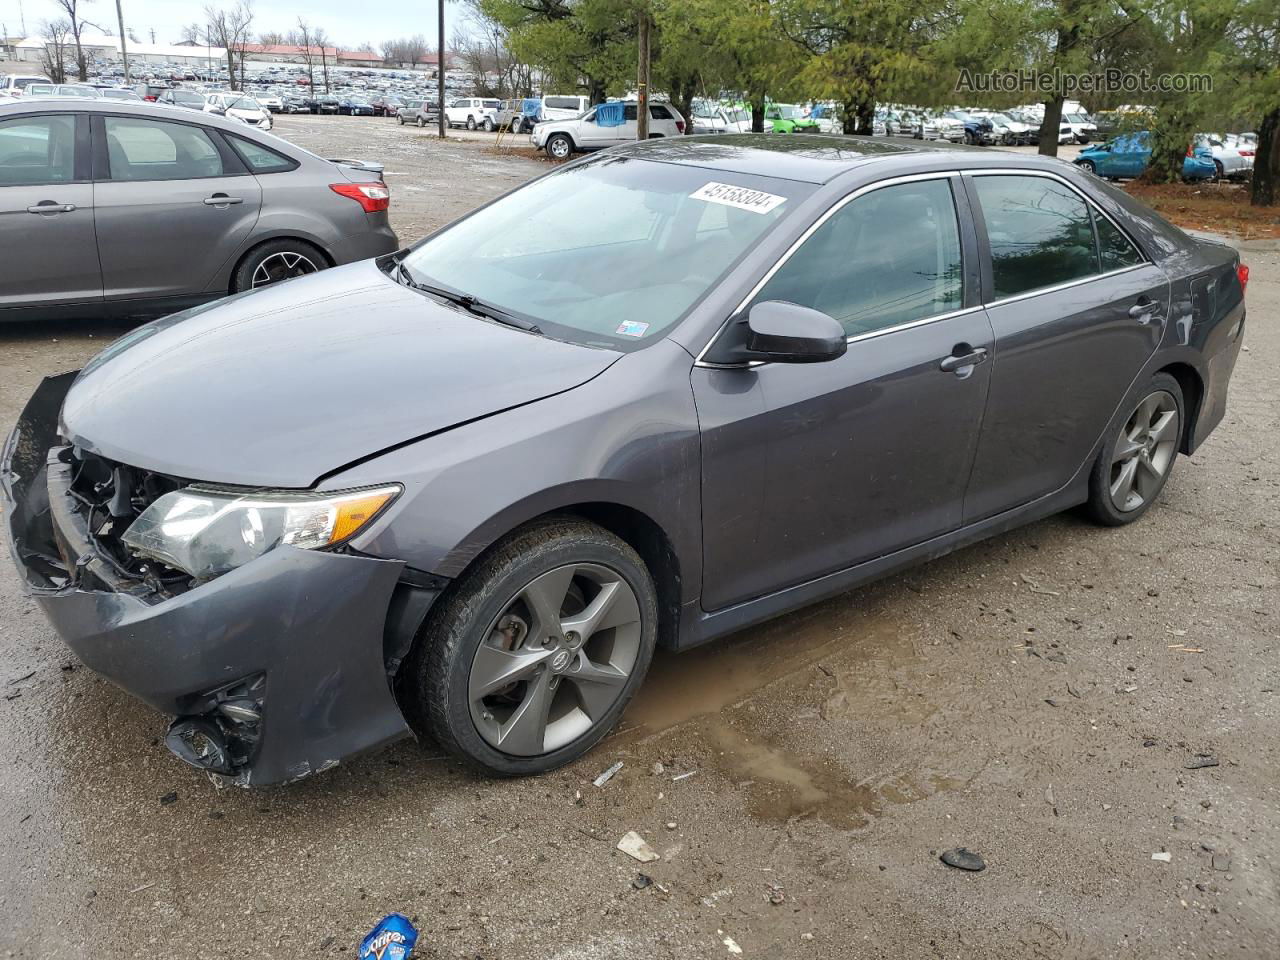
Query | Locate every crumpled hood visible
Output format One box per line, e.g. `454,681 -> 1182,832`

61,260 -> 620,488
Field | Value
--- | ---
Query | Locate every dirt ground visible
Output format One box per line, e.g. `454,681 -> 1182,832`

1,115 -> 1278,960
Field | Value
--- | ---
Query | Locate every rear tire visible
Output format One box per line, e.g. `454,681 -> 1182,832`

400,518 -> 658,777
231,238 -> 326,293
398,115 -> 404,125
466,116 -> 477,130
1083,373 -> 1183,526
1214,160 -> 1224,180
482,117 -> 494,132
1078,159 -> 1096,174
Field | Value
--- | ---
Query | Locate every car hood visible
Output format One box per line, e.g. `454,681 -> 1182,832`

60,260 -> 622,488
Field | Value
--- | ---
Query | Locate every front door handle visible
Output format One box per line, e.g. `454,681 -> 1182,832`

939,346 -> 988,373
202,194 -> 243,206
1129,299 -> 1158,323
27,202 -> 76,214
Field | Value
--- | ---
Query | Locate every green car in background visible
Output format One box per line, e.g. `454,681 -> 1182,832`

764,103 -> 819,133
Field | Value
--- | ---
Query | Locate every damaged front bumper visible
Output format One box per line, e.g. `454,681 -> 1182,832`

2,374 -> 435,786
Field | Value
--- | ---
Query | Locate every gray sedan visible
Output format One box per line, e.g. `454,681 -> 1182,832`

3,135 -> 1246,785
0,98 -> 398,321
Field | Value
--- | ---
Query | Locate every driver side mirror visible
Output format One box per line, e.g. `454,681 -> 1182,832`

707,300 -> 847,365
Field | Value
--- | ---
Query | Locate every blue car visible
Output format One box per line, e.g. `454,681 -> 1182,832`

1074,131 -> 1216,181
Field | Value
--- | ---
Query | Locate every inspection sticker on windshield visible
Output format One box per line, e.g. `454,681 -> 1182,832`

616,320 -> 649,337
690,182 -> 786,214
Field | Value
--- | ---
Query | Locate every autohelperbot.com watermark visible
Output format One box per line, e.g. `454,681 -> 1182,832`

955,67 -> 1212,96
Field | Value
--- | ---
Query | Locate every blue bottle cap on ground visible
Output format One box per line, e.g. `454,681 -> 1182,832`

358,913 -> 418,960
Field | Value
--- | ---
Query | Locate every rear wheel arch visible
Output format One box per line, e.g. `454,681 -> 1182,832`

227,236 -> 333,294
1156,361 -> 1204,454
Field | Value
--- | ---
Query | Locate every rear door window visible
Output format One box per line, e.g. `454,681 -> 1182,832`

971,174 -> 1099,299
0,114 -> 77,185
103,116 -> 225,181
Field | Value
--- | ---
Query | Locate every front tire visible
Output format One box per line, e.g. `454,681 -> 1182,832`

482,117 -> 494,132
546,133 -> 573,159
400,518 -> 658,777
1083,373 -> 1183,526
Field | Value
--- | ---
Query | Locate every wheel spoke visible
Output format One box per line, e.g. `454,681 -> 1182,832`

1113,435 -> 1144,464
1110,458 -> 1138,505
496,669 -> 554,754
566,655 -> 629,720
1149,409 -> 1178,446
469,643 -> 553,700
560,578 -> 639,641
521,567 -> 576,641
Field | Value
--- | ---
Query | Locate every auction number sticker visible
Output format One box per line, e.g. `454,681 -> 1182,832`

690,182 -> 786,214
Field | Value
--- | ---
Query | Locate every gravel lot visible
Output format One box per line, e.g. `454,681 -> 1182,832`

1,115 -> 1277,960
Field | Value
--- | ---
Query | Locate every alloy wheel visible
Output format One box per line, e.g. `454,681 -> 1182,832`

468,563 -> 643,757
549,136 -> 570,159
1109,390 -> 1179,512
251,251 -> 319,288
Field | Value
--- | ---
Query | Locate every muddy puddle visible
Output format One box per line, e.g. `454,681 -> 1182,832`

623,592 -> 966,828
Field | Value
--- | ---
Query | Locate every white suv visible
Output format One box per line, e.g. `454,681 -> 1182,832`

445,97 -> 501,131
1,75 -> 52,97
532,101 -> 686,159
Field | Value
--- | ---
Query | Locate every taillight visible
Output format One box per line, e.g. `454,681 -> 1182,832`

1238,149 -> 1255,157
144,95 -> 157,102
1238,263 -> 1249,296
676,119 -> 685,133
1186,144 -> 1194,157
329,181 -> 390,213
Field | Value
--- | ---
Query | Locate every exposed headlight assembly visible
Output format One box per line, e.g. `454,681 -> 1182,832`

121,485 -> 401,580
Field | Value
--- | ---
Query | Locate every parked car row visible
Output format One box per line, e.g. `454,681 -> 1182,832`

1074,131 -> 1255,182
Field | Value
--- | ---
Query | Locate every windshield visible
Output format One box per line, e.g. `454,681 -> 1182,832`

399,156 -> 811,349
774,105 -> 802,119
228,96 -> 261,110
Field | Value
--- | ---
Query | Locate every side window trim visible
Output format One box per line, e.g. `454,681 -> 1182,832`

91,113 -> 249,182
695,171 -> 978,368
961,168 -> 1150,308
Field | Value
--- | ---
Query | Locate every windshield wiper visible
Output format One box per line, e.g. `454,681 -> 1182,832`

395,261 -> 542,334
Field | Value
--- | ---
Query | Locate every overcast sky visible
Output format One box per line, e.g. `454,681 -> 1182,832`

7,0 -> 474,52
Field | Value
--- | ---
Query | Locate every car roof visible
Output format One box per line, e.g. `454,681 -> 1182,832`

0,97 -> 270,136
608,133 -> 1083,184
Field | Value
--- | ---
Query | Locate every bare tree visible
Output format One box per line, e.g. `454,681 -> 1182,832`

453,9 -> 529,99
51,0 -> 99,81
311,25 -> 331,92
382,35 -> 428,69
181,21 -> 202,43
291,19 -> 315,92
39,18 -> 73,83
204,0 -> 253,90
257,29 -> 283,46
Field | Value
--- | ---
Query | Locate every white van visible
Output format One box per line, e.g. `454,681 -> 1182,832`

538,95 -> 589,122
1,75 -> 53,97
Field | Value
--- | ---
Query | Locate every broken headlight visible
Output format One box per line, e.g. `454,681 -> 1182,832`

120,485 -> 401,580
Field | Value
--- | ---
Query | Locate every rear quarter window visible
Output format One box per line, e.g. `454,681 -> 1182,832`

228,134 -> 297,173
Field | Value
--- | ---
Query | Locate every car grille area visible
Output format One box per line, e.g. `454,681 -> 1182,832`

61,446 -> 193,596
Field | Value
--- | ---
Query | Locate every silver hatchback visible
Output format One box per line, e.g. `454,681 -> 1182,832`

0,98 -> 398,320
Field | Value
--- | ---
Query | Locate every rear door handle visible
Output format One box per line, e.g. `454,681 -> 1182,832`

939,347 -> 988,373
1129,299 -> 1158,323
202,195 -> 243,206
27,203 -> 76,214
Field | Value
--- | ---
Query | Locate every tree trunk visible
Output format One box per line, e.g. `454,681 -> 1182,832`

226,51 -> 237,90
1143,111 -> 1195,184
588,78 -> 606,106
841,98 -> 858,135
1251,108 -> 1278,207
750,93 -> 765,133
636,12 -> 650,141
1038,96 -> 1064,157
855,99 -> 875,135
671,77 -> 696,135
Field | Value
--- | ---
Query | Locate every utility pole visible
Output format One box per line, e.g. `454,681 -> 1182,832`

115,0 -> 130,83
436,0 -> 446,139
635,10 -> 650,141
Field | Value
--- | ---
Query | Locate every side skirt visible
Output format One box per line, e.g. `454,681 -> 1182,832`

675,473 -> 1090,651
